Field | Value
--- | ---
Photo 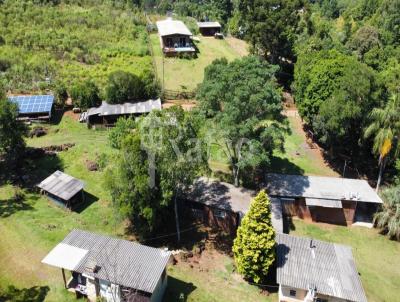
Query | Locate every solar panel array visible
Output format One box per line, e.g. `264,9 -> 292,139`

8,95 -> 54,114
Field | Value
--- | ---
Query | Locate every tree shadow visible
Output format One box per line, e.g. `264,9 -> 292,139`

268,156 -> 305,175
163,276 -> 197,302
0,197 -> 34,218
0,285 -> 49,302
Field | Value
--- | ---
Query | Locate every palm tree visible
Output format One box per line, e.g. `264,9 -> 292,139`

364,93 -> 400,191
374,185 -> 400,240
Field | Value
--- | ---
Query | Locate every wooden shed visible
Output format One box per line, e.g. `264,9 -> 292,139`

197,21 -> 221,36
38,171 -> 85,209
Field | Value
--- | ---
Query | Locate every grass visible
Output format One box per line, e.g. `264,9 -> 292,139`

292,220 -> 400,302
150,34 -> 242,92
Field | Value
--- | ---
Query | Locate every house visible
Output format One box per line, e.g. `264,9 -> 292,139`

8,95 -> 54,121
197,21 -> 221,36
42,229 -> 171,302
185,177 -> 283,234
156,18 -> 195,56
276,233 -> 367,302
84,99 -> 161,127
38,171 -> 85,209
265,173 -> 383,227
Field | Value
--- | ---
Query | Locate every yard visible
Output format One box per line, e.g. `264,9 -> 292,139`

150,34 -> 243,92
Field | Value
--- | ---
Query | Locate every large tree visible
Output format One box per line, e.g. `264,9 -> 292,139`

374,184 -> 400,240
197,57 -> 284,186
232,190 -> 276,283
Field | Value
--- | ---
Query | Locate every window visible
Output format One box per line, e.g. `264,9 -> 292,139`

179,37 -> 186,47
289,289 -> 296,297
213,209 -> 226,219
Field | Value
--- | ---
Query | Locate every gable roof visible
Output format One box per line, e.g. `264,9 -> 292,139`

87,99 -> 161,117
276,233 -> 367,302
42,229 -> 171,294
156,19 -> 193,36
38,170 -> 84,201
197,21 -> 221,28
266,173 -> 382,204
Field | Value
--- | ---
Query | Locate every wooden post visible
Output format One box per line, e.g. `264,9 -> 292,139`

62,268 -> 67,289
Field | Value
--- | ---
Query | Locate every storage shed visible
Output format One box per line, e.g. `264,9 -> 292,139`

42,229 -> 171,302
197,21 -> 221,36
38,171 -> 85,209
8,95 -> 54,121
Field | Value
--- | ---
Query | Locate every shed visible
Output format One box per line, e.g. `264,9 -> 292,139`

42,229 -> 171,302
197,21 -> 221,36
276,233 -> 367,302
38,171 -> 84,209
266,173 -> 382,226
8,95 -> 54,121
185,177 -> 283,234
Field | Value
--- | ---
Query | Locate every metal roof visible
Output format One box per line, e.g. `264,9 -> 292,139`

156,19 -> 193,37
8,95 -> 54,114
266,173 -> 382,204
187,177 -> 283,233
43,229 -> 171,294
42,243 -> 88,271
87,99 -> 161,117
38,170 -> 84,201
276,233 -> 367,302
197,21 -> 221,28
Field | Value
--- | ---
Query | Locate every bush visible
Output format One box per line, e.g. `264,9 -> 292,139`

105,71 -> 146,104
70,80 -> 101,109
108,117 -> 136,149
53,81 -> 68,107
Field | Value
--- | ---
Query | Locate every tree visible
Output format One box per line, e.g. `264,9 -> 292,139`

70,80 -> 101,109
347,25 -> 381,61
108,117 -> 137,149
105,71 -> 146,104
0,95 -> 27,163
374,185 -> 400,240
364,93 -> 400,191
237,0 -> 307,63
197,57 -> 286,186
232,190 -> 276,283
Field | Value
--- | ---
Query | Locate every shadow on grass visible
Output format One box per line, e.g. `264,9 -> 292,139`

0,197 -> 34,218
0,285 -> 49,302
269,156 -> 305,175
72,191 -> 99,213
163,276 -> 196,302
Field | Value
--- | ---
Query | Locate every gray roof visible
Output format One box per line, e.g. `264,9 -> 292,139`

187,177 -> 283,233
276,233 -> 367,302
87,99 -> 161,117
156,19 -> 192,37
38,170 -> 84,201
197,21 -> 221,28
61,229 -> 171,293
266,173 -> 382,204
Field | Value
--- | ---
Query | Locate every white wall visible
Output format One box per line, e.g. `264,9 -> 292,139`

279,285 -> 348,302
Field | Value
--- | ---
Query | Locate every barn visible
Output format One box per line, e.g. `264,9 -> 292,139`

197,21 -> 221,36
266,173 -> 383,227
8,95 -> 54,121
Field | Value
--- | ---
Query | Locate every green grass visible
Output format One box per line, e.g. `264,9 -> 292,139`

292,220 -> 400,302
150,34 -> 241,92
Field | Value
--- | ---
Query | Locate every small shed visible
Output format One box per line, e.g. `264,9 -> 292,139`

38,171 -> 85,209
197,21 -> 221,36
8,95 -> 54,121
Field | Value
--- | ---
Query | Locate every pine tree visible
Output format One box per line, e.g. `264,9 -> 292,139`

232,190 -> 276,283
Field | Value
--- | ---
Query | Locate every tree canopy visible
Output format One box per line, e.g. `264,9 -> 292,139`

374,184 -> 400,240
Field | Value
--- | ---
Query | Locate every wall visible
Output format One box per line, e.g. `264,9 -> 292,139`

161,35 -> 191,48
279,285 -> 348,302
150,269 -> 168,302
199,27 -> 220,36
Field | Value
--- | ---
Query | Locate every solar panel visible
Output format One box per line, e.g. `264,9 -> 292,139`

8,95 -> 54,115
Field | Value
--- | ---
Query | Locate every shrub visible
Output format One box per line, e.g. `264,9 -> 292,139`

53,81 -> 68,107
70,80 -> 101,109
105,71 -> 145,104
108,117 -> 136,149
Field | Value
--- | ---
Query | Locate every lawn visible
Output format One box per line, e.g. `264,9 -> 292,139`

292,220 -> 400,302
150,34 -> 242,92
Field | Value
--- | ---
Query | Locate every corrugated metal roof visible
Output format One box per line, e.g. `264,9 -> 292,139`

305,198 -> 343,208
156,19 -> 193,36
187,178 -> 283,233
87,99 -> 161,117
38,170 -> 84,201
276,233 -> 367,302
197,21 -> 221,28
53,229 -> 171,294
266,173 -> 382,204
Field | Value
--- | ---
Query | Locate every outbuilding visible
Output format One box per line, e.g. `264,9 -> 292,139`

8,95 -> 54,121
38,171 -> 85,209
276,233 -> 367,302
156,18 -> 195,56
42,229 -> 171,302
185,177 -> 283,234
197,21 -> 221,36
266,173 -> 383,227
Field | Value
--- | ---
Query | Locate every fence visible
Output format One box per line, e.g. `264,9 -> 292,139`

163,89 -> 196,100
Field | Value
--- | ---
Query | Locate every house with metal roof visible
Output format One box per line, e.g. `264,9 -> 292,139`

197,21 -> 221,36
42,229 -> 171,302
185,177 -> 283,234
156,18 -> 195,56
85,99 -> 161,127
8,95 -> 54,121
276,233 -> 367,302
38,171 -> 85,209
265,173 -> 382,227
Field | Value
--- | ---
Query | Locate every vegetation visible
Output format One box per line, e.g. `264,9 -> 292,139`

232,190 -> 275,283
197,56 -> 284,186
70,80 -> 101,109
374,184 -> 400,240
108,117 -> 137,149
